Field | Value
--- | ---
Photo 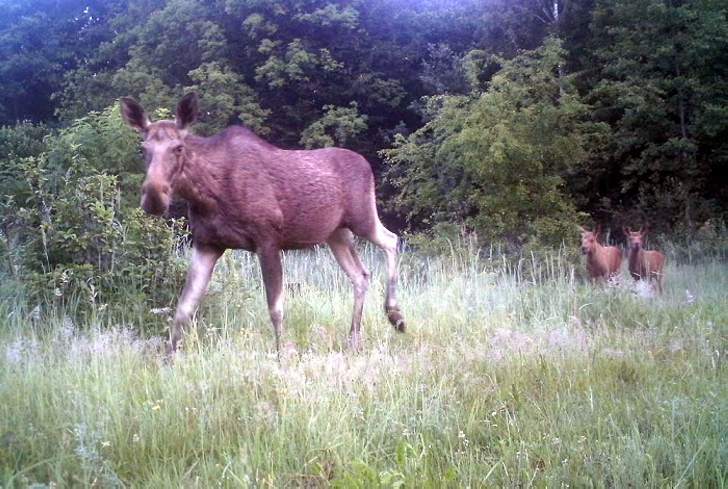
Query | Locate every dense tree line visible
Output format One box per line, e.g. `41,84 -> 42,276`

1,0 -> 726,256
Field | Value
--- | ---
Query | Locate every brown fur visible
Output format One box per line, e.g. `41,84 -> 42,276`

624,227 -> 666,294
579,226 -> 622,282
121,93 -> 405,353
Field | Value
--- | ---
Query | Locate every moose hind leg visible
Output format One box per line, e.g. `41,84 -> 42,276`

258,245 -> 285,355
364,222 -> 405,332
170,245 -> 223,353
328,229 -> 370,350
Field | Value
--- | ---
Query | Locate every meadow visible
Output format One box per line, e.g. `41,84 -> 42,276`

1,244 -> 726,487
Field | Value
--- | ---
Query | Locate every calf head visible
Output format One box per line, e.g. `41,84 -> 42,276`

578,226 -> 599,255
624,227 -> 646,251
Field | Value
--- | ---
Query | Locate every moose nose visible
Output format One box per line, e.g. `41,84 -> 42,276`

142,181 -> 171,196
141,182 -> 171,216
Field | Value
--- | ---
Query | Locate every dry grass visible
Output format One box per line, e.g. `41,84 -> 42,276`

1,246 -> 726,487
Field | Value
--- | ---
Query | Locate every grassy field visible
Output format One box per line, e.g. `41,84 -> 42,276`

1,245 -> 726,487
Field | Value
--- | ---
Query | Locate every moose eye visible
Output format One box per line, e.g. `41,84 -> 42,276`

173,145 -> 184,155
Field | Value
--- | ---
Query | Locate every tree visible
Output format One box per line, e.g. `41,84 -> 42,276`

0,0 -> 122,123
185,62 -> 270,135
584,0 -> 728,231
383,37 -> 603,247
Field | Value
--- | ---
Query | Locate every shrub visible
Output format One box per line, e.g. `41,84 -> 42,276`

382,37 -> 607,248
0,106 -> 187,324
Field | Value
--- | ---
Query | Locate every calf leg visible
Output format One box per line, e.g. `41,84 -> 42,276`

258,244 -> 284,356
328,228 -> 370,350
170,245 -> 223,353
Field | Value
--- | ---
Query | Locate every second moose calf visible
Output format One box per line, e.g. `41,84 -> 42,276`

624,227 -> 666,294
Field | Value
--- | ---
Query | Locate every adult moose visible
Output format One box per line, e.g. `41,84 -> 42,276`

120,93 -> 405,353
624,226 -> 666,294
578,225 -> 622,283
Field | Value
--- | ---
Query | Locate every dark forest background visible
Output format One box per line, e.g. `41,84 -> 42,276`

1,0 -> 726,298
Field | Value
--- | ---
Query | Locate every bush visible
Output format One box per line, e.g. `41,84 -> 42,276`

0,106 -> 187,324
382,37 -> 607,248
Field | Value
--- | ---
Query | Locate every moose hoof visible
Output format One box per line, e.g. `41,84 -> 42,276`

348,332 -> 363,352
165,340 -> 181,359
387,309 -> 406,333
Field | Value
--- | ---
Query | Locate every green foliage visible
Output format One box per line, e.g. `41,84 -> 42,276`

299,102 -> 368,149
384,37 -> 602,247
0,123 -> 49,203
0,0 -> 120,123
1,0 -> 727,264
186,61 -> 270,135
255,38 -> 343,89
582,0 -> 728,230
0,106 -> 185,316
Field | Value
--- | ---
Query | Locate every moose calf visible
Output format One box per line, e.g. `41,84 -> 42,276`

579,226 -> 622,283
624,227 -> 666,294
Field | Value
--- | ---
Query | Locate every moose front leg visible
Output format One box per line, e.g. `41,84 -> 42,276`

169,245 -> 223,354
258,245 -> 285,357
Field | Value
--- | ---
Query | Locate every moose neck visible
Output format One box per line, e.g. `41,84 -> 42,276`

588,242 -> 604,258
173,147 -> 219,214
629,247 -> 643,266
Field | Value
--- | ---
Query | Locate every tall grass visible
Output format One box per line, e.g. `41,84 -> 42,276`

1,245 -> 726,487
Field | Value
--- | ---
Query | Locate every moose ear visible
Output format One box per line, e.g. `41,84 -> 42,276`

176,92 -> 199,130
577,225 -> 588,234
120,97 -> 149,133
623,226 -> 631,235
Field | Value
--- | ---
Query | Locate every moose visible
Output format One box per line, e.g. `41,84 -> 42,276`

624,227 -> 666,294
578,225 -> 622,282
120,93 -> 405,354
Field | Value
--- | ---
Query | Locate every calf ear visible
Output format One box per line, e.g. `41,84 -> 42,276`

120,97 -> 149,133
577,225 -> 588,234
176,92 -> 199,129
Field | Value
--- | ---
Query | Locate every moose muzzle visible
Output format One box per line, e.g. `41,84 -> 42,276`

141,182 -> 171,216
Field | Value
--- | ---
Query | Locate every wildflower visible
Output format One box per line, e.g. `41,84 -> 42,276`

602,348 -> 624,358
458,430 -> 469,448
29,304 -> 41,322
60,316 -> 76,340
607,273 -> 622,288
254,401 -> 277,426
150,307 -> 172,316
5,340 -> 24,365
5,338 -> 39,365
685,289 -> 696,305
633,280 -> 655,299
